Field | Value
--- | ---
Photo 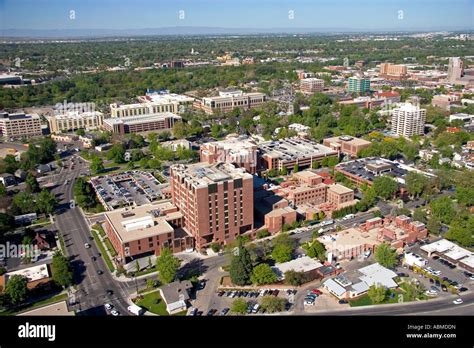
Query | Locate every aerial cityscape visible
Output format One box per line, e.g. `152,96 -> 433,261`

0,0 -> 472,345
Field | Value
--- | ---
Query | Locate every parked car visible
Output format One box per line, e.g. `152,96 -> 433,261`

206,309 -> 217,316
104,303 -> 113,310
220,308 -> 230,316
459,287 -> 468,292
197,280 -> 206,290
338,299 -> 348,304
453,298 -> 463,305
217,291 -> 225,297
272,290 -> 279,297
110,310 -> 120,316
84,243 -> 91,249
105,289 -> 113,296
97,270 -> 103,275
311,289 -> 322,295
251,303 -> 260,314
190,308 -> 198,316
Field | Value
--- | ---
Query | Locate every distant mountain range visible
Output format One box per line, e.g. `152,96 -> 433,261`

1,26 -> 472,39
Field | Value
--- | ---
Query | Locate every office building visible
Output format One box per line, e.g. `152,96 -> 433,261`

47,111 -> 104,133
379,63 -> 407,80
199,89 -> 267,115
431,94 -> 461,110
300,78 -> 325,94
0,112 -> 42,140
347,76 -> 371,93
391,103 -> 426,137
102,112 -> 181,135
104,202 -> 194,263
447,57 -> 464,84
170,162 -> 254,250
323,135 -> 371,158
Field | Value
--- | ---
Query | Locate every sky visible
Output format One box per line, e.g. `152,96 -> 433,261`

0,0 -> 473,31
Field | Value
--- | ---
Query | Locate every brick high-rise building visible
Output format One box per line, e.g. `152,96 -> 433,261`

447,57 -> 464,84
170,162 -> 254,250
379,63 -> 407,80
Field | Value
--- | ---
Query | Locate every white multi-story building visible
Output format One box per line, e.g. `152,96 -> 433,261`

0,112 -> 42,140
391,103 -> 426,137
300,78 -> 325,94
47,111 -> 104,133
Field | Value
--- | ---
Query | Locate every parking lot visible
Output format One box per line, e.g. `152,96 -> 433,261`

190,288 -> 297,316
90,170 -> 168,210
407,244 -> 472,286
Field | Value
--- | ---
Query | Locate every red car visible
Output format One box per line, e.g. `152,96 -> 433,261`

311,289 -> 323,295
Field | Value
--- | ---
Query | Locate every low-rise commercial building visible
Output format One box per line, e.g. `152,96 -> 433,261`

432,94 -> 461,110
102,112 -> 181,135
420,239 -> 473,272
0,112 -> 42,140
323,135 -> 371,158
104,202 -> 194,263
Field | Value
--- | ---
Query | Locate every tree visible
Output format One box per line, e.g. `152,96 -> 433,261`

271,233 -> 295,263
372,176 -> 398,200
426,217 -> 441,235
107,144 -> 126,164
412,208 -> 427,224
374,243 -> 397,268
445,215 -> 474,247
284,270 -> 304,286
302,240 -> 327,262
5,275 -> 28,305
293,164 -> 299,173
229,241 -> 253,286
231,298 -> 248,314
156,248 -> 181,284
429,196 -> 455,224
90,156 -> 105,174
75,128 -> 86,136
36,189 -> 57,215
0,183 -> 6,197
12,191 -> 35,214
367,284 -> 387,304
455,187 -> 474,207
405,172 -> 428,199
250,264 -> 277,285
260,296 -> 287,313
52,251 -> 74,288
25,173 -> 40,193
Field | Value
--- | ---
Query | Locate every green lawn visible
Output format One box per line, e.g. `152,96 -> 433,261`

91,229 -> 115,272
136,290 -> 186,316
104,237 -> 118,257
92,223 -> 106,238
349,289 -> 401,307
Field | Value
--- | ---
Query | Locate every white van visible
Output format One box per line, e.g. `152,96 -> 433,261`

342,214 -> 355,221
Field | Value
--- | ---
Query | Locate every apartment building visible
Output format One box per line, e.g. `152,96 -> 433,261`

347,76 -> 370,93
391,103 -> 426,137
323,135 -> 371,158
327,184 -> 354,205
0,112 -> 42,140
300,78 -> 325,94
259,137 -> 338,172
199,89 -> 267,115
104,202 -> 194,263
170,162 -> 254,250
47,111 -> 104,133
102,112 -> 181,135
379,63 -> 408,80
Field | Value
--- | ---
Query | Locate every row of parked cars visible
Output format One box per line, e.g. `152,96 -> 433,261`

304,289 -> 323,306
217,288 -> 292,299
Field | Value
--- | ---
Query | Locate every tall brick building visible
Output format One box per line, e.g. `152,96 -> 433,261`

170,162 -> 254,250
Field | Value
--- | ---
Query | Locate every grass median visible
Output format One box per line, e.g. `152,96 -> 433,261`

91,229 -> 115,273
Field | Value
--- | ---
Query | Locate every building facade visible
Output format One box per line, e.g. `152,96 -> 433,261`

323,135 -> 371,158
391,103 -> 426,137
347,76 -> 371,93
102,112 -> 181,135
379,63 -> 408,80
0,112 -> 42,140
300,78 -> 325,94
170,162 -> 254,250
199,90 -> 267,115
48,111 -> 104,133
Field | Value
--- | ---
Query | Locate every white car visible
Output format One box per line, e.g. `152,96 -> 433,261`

424,290 -> 437,297
452,298 -> 463,305
104,303 -> 113,310
84,243 -> 91,249
304,300 -> 315,306
470,276 -> 474,281
111,309 -> 120,316
432,270 -> 442,276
